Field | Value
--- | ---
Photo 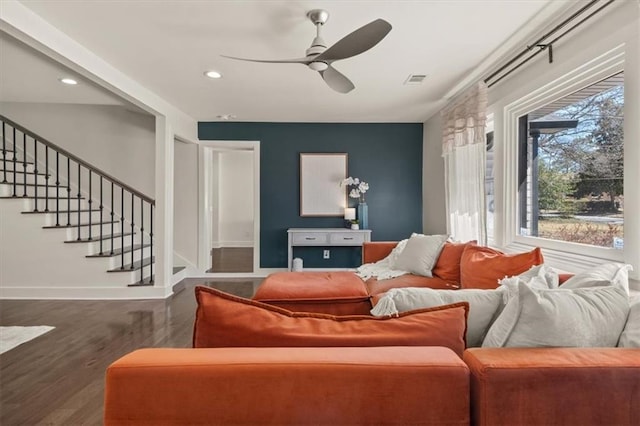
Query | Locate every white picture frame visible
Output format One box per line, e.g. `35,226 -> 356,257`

300,153 -> 348,216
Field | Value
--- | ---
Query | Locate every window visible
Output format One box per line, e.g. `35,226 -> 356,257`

517,72 -> 624,250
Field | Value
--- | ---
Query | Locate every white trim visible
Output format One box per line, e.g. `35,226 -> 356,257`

0,285 -> 173,300
500,45 -> 630,266
212,241 -> 254,248
187,268 -> 283,279
173,251 -> 198,271
197,140 -> 260,275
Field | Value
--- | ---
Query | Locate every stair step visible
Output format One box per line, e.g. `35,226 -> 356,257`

43,220 -> 118,229
22,208 -> 101,215
0,159 -> 34,165
64,232 -> 134,243
128,276 -> 155,287
0,170 -> 50,177
86,243 -> 150,258
0,182 -> 68,189
107,257 -> 155,273
0,195 -> 85,200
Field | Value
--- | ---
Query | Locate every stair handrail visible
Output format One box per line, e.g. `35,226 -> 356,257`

1,114 -> 155,285
0,114 -> 154,205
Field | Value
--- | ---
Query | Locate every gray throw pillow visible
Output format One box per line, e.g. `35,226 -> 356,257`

392,234 -> 448,277
371,287 -> 504,347
483,280 -> 629,348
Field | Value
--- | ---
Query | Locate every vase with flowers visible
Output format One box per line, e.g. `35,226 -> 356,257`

340,176 -> 370,229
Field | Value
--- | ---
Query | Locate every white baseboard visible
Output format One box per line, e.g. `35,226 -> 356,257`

0,286 -> 173,300
211,241 -> 254,248
186,268 -> 285,279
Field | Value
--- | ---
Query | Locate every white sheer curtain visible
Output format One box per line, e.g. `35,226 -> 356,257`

442,82 -> 488,245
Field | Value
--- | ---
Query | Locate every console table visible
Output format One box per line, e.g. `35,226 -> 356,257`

287,228 -> 372,271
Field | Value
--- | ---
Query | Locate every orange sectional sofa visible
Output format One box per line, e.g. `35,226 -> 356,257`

104,242 -> 640,425
254,241 -> 552,314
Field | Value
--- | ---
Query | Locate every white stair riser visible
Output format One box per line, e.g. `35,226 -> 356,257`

0,162 -> 36,173
0,183 -> 66,198
0,173 -> 49,185
64,223 -> 123,241
69,233 -> 137,252
28,198 -> 89,211
42,210 -> 104,226
106,246 -> 153,269
107,266 -> 154,283
40,222 -> 122,238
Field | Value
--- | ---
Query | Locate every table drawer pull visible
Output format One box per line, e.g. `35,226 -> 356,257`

305,237 -> 316,240
343,237 -> 354,240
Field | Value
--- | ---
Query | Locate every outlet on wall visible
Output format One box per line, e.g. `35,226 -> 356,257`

323,250 -> 330,259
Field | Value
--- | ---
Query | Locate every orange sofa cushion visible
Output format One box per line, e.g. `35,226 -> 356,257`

105,347 -> 470,426
464,348 -> 640,426
362,241 -> 398,264
433,240 -> 477,283
460,245 -> 543,289
194,286 -> 469,357
253,271 -> 371,315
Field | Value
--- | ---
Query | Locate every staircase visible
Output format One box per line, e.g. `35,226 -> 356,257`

0,115 -> 155,291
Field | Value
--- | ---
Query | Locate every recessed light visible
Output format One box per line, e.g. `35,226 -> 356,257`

204,70 -> 222,79
59,77 -> 78,85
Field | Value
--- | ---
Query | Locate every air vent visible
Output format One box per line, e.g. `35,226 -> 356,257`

404,74 -> 427,85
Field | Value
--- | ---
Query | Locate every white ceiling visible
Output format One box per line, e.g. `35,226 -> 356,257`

0,32 -> 127,106
9,0 -> 555,123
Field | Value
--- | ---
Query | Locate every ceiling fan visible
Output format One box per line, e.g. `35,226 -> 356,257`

221,9 -> 392,94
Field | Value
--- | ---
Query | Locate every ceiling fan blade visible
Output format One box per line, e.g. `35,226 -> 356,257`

315,19 -> 392,62
221,54 -> 311,64
320,65 -> 355,94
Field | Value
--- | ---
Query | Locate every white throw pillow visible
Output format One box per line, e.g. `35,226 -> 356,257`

618,296 -> 640,348
498,264 -> 559,303
371,287 -> 504,347
482,280 -> 630,348
391,234 -> 448,277
561,263 -> 632,293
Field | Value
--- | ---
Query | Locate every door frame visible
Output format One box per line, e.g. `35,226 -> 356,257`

197,140 -> 260,275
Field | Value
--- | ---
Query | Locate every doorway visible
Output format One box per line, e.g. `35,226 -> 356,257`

198,141 -> 260,275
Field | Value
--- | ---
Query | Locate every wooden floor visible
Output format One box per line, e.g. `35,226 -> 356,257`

0,278 -> 263,426
208,247 -> 253,273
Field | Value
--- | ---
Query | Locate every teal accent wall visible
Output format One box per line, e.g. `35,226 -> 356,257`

198,122 -> 423,268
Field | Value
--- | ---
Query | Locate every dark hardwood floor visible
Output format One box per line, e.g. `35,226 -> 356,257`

0,278 -> 262,426
208,247 -> 253,273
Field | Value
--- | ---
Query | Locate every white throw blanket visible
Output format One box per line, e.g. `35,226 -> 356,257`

355,238 -> 410,281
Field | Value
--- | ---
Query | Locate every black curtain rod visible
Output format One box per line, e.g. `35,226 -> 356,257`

484,0 -> 615,88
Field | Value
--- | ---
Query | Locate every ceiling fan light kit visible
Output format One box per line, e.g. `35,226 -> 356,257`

221,9 -> 391,93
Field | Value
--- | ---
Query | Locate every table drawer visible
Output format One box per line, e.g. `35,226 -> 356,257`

291,233 -> 328,245
329,232 -> 366,245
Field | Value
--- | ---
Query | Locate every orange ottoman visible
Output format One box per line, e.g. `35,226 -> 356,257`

254,271 -> 372,315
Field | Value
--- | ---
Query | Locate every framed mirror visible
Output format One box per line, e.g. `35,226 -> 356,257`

299,153 -> 347,216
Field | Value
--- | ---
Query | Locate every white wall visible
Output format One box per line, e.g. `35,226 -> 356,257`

0,102 -> 155,196
422,114 -> 447,234
173,140 -> 198,266
218,150 -> 253,247
210,150 -> 220,248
